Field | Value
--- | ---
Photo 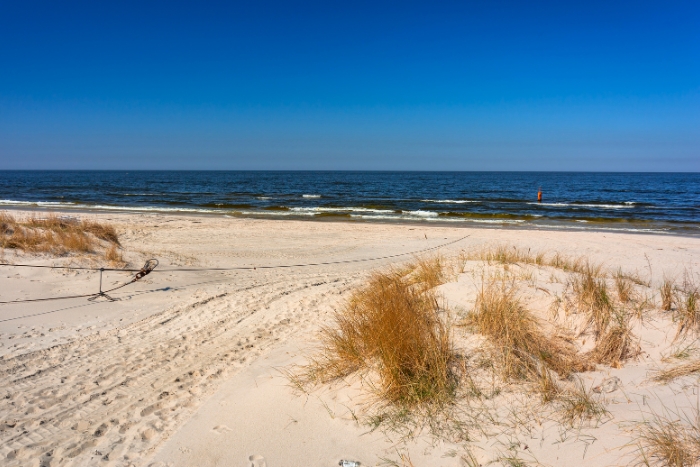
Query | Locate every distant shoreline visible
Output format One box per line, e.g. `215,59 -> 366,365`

1,171 -> 698,235
2,204 -> 698,238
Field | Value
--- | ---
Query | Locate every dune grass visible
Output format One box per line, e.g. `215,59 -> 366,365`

674,275 -> 699,338
472,244 -> 582,271
568,262 -> 614,336
557,377 -> 609,427
587,309 -> 639,367
615,268 -> 634,303
635,406 -> 700,467
302,257 -> 456,406
652,360 -> 700,383
564,262 -> 640,366
466,278 -> 590,383
660,278 -> 676,312
1,212 -> 120,256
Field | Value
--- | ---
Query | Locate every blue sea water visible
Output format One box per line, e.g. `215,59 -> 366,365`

0,171 -> 698,234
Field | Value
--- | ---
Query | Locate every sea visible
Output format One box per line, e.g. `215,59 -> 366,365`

1,171 -> 698,235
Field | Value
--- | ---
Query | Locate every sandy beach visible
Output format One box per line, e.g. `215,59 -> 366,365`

2,210 -> 700,467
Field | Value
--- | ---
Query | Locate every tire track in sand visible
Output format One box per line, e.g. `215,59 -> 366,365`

0,270 -> 359,466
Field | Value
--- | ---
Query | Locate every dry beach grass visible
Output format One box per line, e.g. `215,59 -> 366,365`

0,211 -> 120,257
301,257 -> 457,406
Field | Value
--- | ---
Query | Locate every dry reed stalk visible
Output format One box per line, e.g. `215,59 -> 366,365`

569,262 -> 614,337
467,279 -> 590,382
635,407 -> 700,467
471,244 -> 542,266
652,360 -> 700,383
674,276 -> 699,338
548,252 -> 585,273
660,278 -> 676,312
615,268 -> 633,303
105,244 -> 124,264
410,255 -> 446,292
535,366 -> 563,403
588,310 -> 640,367
305,258 -> 457,405
557,378 -> 609,427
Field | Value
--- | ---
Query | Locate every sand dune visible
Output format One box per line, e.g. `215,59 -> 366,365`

1,211 -> 699,466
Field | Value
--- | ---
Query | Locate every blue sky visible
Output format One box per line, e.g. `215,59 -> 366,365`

0,1 -> 698,170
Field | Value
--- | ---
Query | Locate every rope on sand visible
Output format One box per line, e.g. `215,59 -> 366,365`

0,234 -> 469,305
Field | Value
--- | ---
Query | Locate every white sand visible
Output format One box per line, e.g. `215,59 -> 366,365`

1,211 -> 699,466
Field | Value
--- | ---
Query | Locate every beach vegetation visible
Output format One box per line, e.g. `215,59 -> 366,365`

588,308 -> 639,367
568,261 -> 614,337
660,277 -> 676,311
0,211 -> 120,257
673,273 -> 699,338
635,405 -> 700,467
615,268 -> 633,303
301,257 -> 456,406
557,377 -> 609,427
652,359 -> 700,383
464,278 -> 590,384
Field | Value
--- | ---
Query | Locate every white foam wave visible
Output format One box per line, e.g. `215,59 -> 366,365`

404,210 -> 439,217
302,194 -> 321,198
89,205 -> 220,213
529,202 -> 635,209
352,213 -> 525,224
421,199 -> 478,204
290,206 -> 394,214
239,210 -> 315,217
0,199 -> 77,207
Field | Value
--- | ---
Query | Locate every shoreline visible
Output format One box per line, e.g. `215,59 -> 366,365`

2,204 -> 698,238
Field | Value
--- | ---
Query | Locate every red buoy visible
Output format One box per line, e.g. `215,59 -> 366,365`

537,187 -> 542,202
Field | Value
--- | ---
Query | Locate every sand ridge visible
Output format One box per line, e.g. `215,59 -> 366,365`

1,211 -> 699,466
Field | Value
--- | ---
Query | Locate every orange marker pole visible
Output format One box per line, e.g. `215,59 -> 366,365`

537,187 -> 542,202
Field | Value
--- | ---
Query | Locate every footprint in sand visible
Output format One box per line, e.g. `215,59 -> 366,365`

248,454 -> 267,467
212,425 -> 232,434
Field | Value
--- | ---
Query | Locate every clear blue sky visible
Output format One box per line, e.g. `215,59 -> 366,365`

1,1 -> 698,170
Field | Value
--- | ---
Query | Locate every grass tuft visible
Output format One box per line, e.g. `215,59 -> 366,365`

557,377 -> 609,427
635,406 -> 700,467
674,274 -> 699,338
0,212 -> 120,256
569,262 -> 614,337
105,244 -> 125,265
652,360 -> 700,383
660,277 -> 676,312
302,257 -> 456,406
466,278 -> 590,382
615,268 -> 634,303
588,309 -> 640,367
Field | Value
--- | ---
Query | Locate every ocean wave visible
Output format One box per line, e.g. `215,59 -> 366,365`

421,199 -> 478,204
529,202 -> 637,209
0,199 -> 77,207
403,210 -> 439,217
290,206 -> 395,214
549,224 -> 670,234
302,194 -> 321,198
89,205 -> 220,213
352,213 -> 525,224
238,210 -> 315,217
